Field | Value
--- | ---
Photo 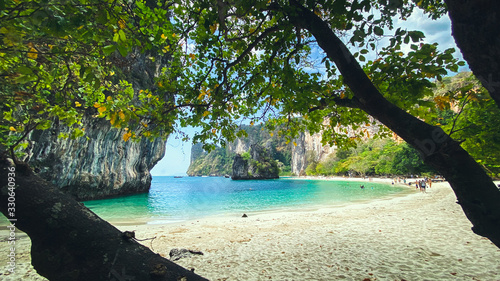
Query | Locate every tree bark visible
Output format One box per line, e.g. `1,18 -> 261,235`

0,157 -> 208,281
287,1 -> 500,248
445,0 -> 500,109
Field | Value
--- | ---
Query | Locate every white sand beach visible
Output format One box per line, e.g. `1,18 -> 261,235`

2,180 -> 500,280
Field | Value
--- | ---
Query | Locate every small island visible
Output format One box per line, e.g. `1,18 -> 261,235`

231,144 -> 280,180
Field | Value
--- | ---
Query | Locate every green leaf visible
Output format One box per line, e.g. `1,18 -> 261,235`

373,26 -> 384,36
117,45 -> 128,57
118,29 -> 127,42
103,45 -> 116,56
17,66 -> 33,75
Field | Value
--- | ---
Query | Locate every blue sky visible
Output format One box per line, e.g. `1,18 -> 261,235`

151,9 -> 464,176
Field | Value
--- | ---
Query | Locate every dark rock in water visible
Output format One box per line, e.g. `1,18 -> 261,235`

231,144 -> 279,180
242,214 -> 248,218
231,154 -> 249,179
169,248 -> 204,261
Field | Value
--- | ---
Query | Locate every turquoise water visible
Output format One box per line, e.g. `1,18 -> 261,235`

83,177 -> 410,224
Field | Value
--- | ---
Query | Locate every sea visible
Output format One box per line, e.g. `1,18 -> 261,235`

83,177 -> 411,225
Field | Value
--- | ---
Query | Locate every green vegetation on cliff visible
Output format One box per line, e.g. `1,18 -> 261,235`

187,124 -> 292,176
306,138 -> 435,177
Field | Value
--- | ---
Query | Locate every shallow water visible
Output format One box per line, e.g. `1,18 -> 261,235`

83,177 -> 409,224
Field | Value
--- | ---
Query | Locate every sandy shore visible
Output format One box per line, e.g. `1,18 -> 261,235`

2,180 -> 500,280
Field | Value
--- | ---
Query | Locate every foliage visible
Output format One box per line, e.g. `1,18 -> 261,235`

0,0 -> 180,158
429,72 -> 500,177
2,0 -> 495,180
165,0 -> 465,152
308,138 -> 435,177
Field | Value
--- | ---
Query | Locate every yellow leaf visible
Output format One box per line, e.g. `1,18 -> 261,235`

75,101 -> 82,107
94,102 -> 101,108
293,142 -> 297,146
119,111 -> 125,120
189,53 -> 196,60
269,132 -> 273,137
9,126 -> 16,132
106,96 -> 112,102
27,47 -> 38,59
118,19 -> 126,29
211,128 -> 217,134
123,131 -> 132,142
98,106 -> 106,113
202,111 -> 210,117
110,113 -> 116,125
141,122 -> 148,127
161,34 -> 167,40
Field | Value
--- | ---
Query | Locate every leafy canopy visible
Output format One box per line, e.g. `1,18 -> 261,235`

1,0 -> 470,159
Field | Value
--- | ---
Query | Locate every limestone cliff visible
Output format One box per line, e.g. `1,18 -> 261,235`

23,48 -> 169,201
291,131 -> 336,176
25,113 -> 165,201
188,120 -> 383,177
231,144 -> 279,180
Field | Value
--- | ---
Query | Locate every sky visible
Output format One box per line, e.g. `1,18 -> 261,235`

151,8 -> 464,176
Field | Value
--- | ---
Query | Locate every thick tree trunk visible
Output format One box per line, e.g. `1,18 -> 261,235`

445,0 -> 500,109
288,1 -> 500,248
0,157 -> 208,281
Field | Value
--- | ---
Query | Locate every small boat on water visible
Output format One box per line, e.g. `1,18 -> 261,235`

174,176 -> 183,178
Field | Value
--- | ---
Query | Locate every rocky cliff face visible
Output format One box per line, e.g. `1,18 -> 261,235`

24,48 -> 168,201
231,144 -> 279,180
25,113 -> 165,201
291,132 -> 336,176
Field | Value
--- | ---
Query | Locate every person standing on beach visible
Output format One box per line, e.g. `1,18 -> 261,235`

427,178 -> 432,188
420,180 -> 426,193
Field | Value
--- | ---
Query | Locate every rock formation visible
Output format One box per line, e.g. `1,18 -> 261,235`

24,113 -> 165,201
231,144 -> 279,180
23,48 -> 169,201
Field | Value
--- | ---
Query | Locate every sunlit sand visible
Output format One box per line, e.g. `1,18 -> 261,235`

2,181 -> 500,280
